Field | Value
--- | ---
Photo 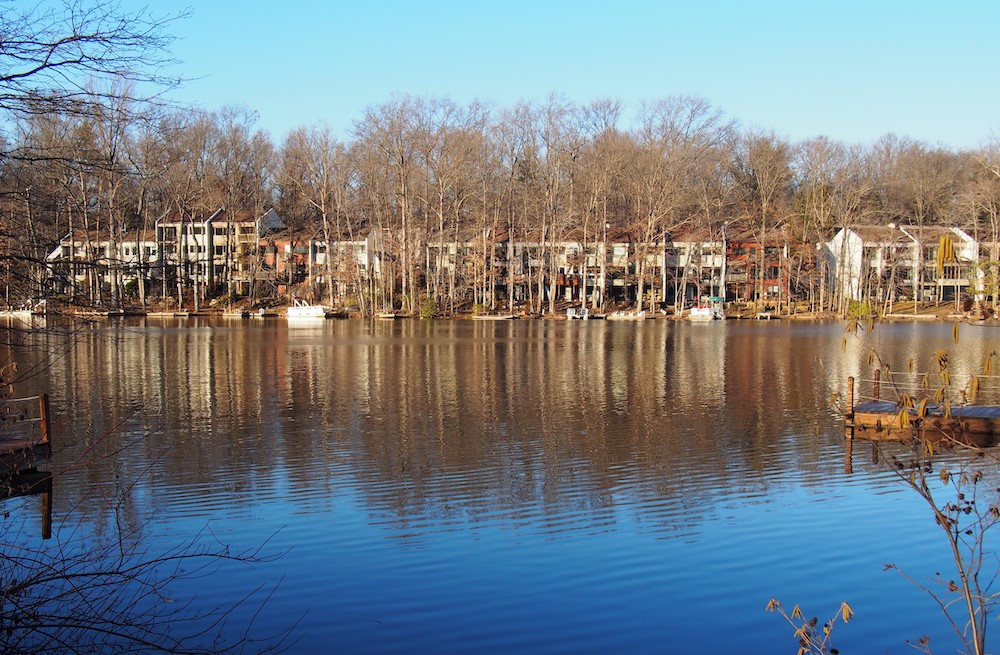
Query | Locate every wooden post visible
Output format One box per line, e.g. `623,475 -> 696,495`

38,393 -> 50,445
845,376 -> 855,440
873,369 -> 880,401
41,479 -> 52,540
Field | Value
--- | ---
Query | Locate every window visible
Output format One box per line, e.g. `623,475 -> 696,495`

191,226 -> 204,236
214,227 -> 227,236
215,246 -> 225,256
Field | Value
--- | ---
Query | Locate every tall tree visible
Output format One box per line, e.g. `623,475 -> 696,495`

633,96 -> 733,312
412,98 -> 487,314
731,130 -> 793,311
354,96 -> 421,314
278,124 -> 357,306
577,99 -> 629,310
0,1 -> 186,157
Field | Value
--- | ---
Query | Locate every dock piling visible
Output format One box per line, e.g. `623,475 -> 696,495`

38,393 -> 50,445
846,377 -> 855,440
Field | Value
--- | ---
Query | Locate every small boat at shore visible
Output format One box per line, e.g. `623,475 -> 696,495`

0,309 -> 33,320
473,314 -> 516,321
287,298 -> 332,319
606,310 -> 646,321
688,297 -> 726,321
0,299 -> 47,320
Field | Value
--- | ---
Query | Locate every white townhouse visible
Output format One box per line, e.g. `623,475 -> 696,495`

825,225 -> 979,304
155,207 -> 287,295
46,228 -> 159,297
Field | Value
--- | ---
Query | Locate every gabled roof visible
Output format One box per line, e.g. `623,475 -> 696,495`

898,225 -> 969,245
836,225 -> 911,244
156,207 -> 278,226
59,228 -> 157,243
666,226 -> 720,243
723,224 -> 789,243
259,208 -> 286,233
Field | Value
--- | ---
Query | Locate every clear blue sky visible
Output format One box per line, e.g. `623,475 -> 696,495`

132,0 -> 998,150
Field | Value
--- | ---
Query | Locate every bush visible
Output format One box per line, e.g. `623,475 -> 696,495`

420,293 -> 439,319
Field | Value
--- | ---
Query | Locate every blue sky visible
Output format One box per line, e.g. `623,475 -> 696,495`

130,1 -> 997,149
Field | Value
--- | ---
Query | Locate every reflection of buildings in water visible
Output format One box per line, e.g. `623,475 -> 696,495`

826,322 -> 1000,406
825,323 -> 865,404
2,470 -> 52,539
667,323 -> 727,414
32,319 -> 932,542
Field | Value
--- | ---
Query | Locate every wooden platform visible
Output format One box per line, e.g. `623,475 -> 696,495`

847,399 -> 1000,445
0,437 -> 51,475
472,314 -> 517,321
1,469 -> 52,539
0,394 -> 52,475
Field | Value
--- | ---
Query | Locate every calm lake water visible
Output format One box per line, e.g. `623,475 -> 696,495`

6,317 -> 1000,653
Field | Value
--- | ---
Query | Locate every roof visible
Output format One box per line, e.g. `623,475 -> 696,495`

59,228 -> 157,243
899,225 -> 965,245
666,226 -> 720,243
156,207 -> 276,225
837,225 -> 912,244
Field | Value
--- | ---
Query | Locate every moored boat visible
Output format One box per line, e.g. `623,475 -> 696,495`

606,310 -> 646,321
287,298 -> 332,319
688,297 -> 726,321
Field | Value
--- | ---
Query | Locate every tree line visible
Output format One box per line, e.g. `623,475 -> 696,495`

3,6 -> 1000,315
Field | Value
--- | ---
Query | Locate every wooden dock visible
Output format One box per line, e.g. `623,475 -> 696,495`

0,393 -> 52,475
845,375 -> 1000,445
2,469 -> 52,538
472,314 -> 517,321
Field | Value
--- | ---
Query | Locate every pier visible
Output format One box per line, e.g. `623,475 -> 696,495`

845,374 -> 1000,446
0,393 -> 52,475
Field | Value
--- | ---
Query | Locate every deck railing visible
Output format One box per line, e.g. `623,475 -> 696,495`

851,371 -> 1000,406
0,393 -> 51,445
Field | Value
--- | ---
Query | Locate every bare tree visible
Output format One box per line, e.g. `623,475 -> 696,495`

633,96 -> 733,313
731,130 -> 793,312
278,124 -> 360,306
412,98 -> 487,314
0,1 -> 187,155
577,99 -> 629,311
353,96 -> 423,314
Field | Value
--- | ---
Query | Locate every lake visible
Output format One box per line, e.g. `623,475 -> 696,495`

5,317 -> 999,653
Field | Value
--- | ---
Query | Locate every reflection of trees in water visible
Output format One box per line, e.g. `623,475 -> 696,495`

849,322 -> 998,401
31,319 -> 900,539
